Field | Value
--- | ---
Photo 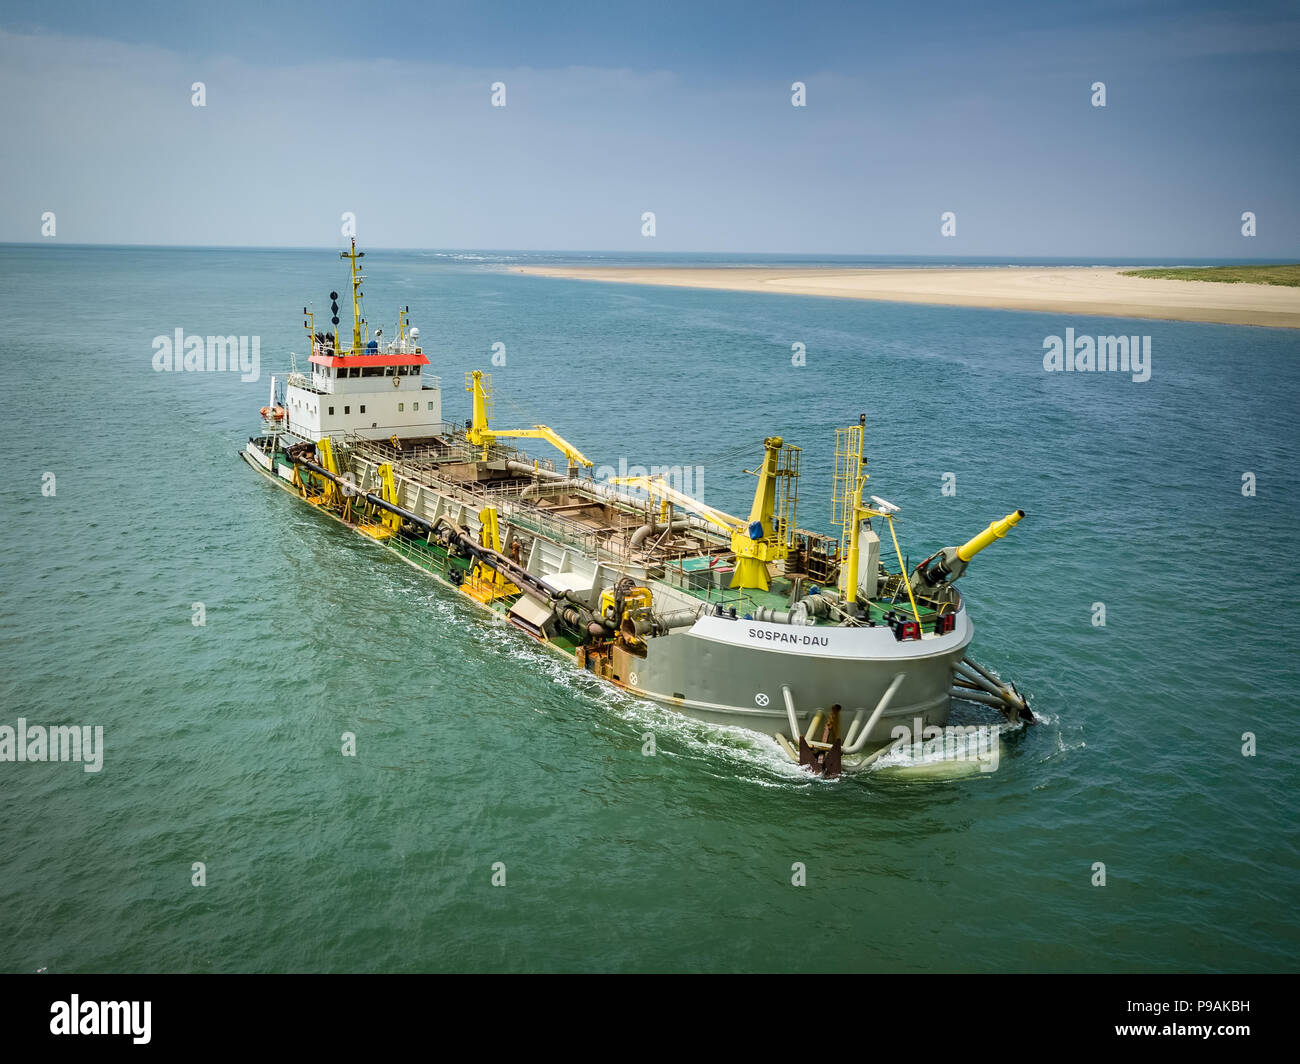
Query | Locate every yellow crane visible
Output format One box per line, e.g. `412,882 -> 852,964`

728,437 -> 798,591
465,371 -> 593,475
613,436 -> 799,592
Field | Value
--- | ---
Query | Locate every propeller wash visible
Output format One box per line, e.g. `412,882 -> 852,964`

242,243 -> 1033,777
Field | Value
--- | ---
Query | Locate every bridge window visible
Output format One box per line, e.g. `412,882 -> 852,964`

360,405 -> 366,414
398,402 -> 404,412
328,406 -> 334,416
344,406 -> 350,414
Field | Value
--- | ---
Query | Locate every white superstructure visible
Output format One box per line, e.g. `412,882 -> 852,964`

279,239 -> 444,441
282,341 -> 442,442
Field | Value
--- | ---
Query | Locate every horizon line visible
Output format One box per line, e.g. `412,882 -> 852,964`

1,241 -> 1296,264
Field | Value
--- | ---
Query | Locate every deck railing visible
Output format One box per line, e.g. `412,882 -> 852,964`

341,429 -> 705,568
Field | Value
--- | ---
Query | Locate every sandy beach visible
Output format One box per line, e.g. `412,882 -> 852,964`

514,266 -> 1300,328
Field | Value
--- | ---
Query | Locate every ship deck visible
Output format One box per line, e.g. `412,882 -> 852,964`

669,570 -> 946,626
263,429 -> 955,631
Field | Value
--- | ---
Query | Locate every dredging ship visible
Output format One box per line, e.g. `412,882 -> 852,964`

241,241 -> 1032,776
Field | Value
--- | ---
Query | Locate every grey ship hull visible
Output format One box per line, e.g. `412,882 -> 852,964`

243,431 -> 974,771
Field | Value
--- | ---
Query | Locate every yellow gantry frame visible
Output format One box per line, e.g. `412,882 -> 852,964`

833,422 -> 871,602
375,463 -> 402,536
316,437 -> 346,510
465,506 -> 519,601
355,461 -> 401,539
464,370 -> 593,473
833,420 -> 921,624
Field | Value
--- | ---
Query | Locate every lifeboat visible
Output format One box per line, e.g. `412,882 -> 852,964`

260,405 -> 286,421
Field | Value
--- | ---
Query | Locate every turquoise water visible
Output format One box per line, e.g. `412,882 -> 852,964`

1,244 -> 1297,973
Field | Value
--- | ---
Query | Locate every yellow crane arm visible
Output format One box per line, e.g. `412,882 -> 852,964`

464,370 -> 592,468
610,475 -> 744,533
484,426 -> 593,468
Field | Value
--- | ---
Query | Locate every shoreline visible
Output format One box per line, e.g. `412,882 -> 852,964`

513,266 -> 1300,328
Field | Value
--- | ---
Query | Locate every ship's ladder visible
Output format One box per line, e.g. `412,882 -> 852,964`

831,422 -> 865,591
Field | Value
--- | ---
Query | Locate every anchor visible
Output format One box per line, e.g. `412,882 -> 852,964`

798,705 -> 844,779
776,676 -> 905,778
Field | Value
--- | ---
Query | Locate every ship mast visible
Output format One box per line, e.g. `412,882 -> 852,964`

340,237 -> 365,354
837,414 -> 869,602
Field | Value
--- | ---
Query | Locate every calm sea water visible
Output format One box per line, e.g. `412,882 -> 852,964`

1,244 -> 1297,973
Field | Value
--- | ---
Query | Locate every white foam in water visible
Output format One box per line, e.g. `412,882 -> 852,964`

868,726 -> 1006,780
494,635 -> 823,784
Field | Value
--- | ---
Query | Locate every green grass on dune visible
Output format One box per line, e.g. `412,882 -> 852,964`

1120,264 -> 1300,286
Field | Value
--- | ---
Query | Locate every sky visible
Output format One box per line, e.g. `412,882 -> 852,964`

1,0 -> 1297,256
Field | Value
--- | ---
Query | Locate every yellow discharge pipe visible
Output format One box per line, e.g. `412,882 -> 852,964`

886,515 -> 923,628
956,510 -> 1025,562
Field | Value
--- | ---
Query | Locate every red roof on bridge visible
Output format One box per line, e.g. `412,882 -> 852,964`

309,352 -> 430,368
